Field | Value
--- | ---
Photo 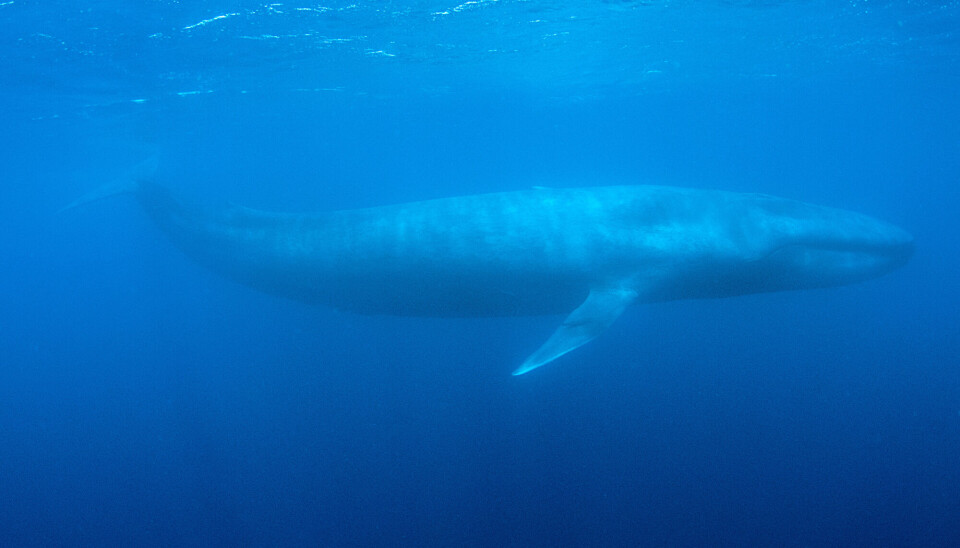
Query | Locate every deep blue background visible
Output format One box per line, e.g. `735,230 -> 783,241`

2,1 -> 959,546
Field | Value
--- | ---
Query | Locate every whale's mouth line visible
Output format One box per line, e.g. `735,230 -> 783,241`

806,241 -> 913,256
757,238 -> 915,268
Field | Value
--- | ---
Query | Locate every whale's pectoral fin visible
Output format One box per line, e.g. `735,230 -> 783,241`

513,286 -> 638,376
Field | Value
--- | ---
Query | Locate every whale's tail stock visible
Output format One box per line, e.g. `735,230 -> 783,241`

57,156 -> 160,214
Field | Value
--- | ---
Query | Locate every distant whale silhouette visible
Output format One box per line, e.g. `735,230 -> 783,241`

64,177 -> 913,375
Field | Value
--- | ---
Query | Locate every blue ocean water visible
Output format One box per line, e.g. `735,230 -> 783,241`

2,0 -> 959,545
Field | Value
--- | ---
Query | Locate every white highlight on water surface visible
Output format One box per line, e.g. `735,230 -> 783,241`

292,87 -> 344,92
433,0 -> 499,16
183,12 -> 240,30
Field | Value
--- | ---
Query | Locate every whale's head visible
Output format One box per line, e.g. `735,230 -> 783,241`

728,194 -> 914,293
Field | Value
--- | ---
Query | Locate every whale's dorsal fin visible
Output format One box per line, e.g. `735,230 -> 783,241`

513,286 -> 638,375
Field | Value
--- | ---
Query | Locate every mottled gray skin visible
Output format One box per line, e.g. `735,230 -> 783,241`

131,183 -> 913,373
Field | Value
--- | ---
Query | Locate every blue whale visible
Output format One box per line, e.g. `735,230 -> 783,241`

67,180 -> 913,375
